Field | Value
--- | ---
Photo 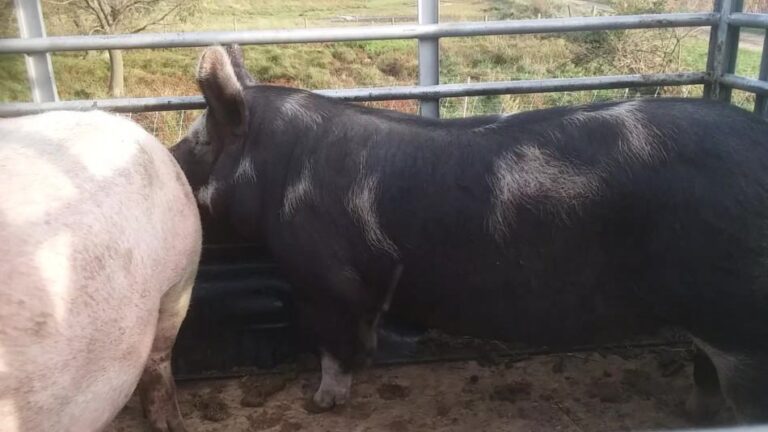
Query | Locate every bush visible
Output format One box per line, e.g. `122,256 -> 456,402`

376,53 -> 418,80
564,0 -> 690,95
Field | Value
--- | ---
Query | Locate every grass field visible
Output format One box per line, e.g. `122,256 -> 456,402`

1,0 -> 765,144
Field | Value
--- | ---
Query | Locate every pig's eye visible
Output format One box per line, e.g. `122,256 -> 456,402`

189,135 -> 213,158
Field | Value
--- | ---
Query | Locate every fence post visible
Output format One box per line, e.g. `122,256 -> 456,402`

417,0 -> 439,118
754,32 -> 768,117
13,0 -> 58,103
704,0 -> 742,101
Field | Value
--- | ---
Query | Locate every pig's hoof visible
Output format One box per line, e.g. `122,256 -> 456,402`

303,398 -> 333,414
145,411 -> 188,432
304,388 -> 348,414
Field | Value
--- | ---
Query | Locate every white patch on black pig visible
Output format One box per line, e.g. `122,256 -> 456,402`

346,172 -> 399,257
312,351 -> 352,410
281,161 -> 315,220
488,146 -> 602,241
566,100 -> 665,163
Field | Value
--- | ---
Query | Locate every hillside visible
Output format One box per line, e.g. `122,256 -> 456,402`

0,0 -> 764,144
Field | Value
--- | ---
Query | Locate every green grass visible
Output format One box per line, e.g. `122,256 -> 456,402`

679,37 -> 763,78
3,0 -> 767,143
0,55 -> 29,102
734,44 -> 764,78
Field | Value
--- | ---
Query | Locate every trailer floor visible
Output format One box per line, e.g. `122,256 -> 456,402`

106,346 -> 740,432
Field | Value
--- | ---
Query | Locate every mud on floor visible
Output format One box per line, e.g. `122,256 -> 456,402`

107,347 -> 737,432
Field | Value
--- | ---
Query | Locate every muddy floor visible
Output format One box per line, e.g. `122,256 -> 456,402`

107,346 -> 739,432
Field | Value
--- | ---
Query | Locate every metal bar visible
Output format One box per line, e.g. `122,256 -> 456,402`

705,0 -> 743,101
721,73 -> 768,94
418,0 -> 439,118
728,12 -> 768,29
0,72 -> 710,117
721,0 -> 744,102
0,13 -> 717,54
754,31 -> 768,117
13,0 -> 58,102
703,0 -> 723,98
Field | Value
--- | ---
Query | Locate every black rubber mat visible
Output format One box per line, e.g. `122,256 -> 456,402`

172,243 -> 690,379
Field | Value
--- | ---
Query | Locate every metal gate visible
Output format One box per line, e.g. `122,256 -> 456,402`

3,0 -> 768,118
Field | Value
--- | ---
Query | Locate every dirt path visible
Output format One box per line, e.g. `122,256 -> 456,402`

107,347 -> 736,432
733,29 -> 765,51
689,26 -> 765,51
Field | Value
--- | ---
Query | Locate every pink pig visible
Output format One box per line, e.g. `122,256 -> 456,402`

0,110 -> 201,432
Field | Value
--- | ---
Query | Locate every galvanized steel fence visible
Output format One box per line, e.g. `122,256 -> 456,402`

1,0 -> 768,118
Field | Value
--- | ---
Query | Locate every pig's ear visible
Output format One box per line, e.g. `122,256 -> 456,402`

226,44 -> 257,87
197,46 -> 247,136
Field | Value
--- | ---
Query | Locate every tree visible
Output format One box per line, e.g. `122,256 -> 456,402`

46,0 -> 195,97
